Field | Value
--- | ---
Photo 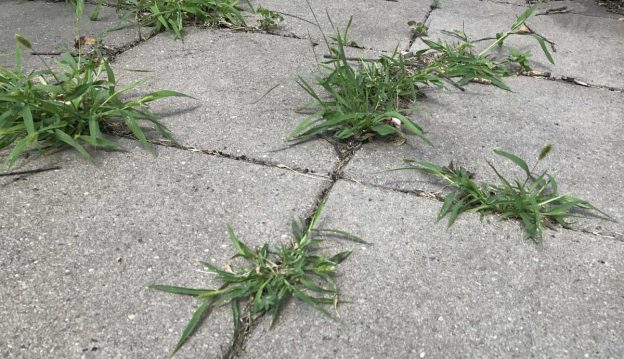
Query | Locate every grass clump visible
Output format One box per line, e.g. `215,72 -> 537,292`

400,145 -> 613,242
420,3 -> 554,90
149,201 -> 366,357
122,0 -> 248,39
289,4 -> 552,143
290,16 -> 441,143
0,34 -> 189,169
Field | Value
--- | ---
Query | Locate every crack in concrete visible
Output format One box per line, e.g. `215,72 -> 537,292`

144,138 -> 331,180
222,308 -> 264,359
576,228 -> 624,241
102,32 -> 156,62
524,75 -> 624,93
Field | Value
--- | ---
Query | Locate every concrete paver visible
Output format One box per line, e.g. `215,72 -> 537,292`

242,180 -> 624,358
1,0 -> 623,358
0,141 -> 327,358
345,76 -> 623,236
411,0 -> 624,88
113,29 -> 338,173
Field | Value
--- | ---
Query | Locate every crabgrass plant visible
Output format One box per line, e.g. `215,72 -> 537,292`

290,14 -> 442,143
0,34 -> 189,169
149,201 -> 366,357
400,145 -> 613,242
120,0 -> 250,39
289,4 -> 552,143
420,3 -> 554,90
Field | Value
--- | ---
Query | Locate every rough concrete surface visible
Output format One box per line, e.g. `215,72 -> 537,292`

1,0 -> 623,358
249,0 -> 431,51
411,0 -> 624,88
112,29 -> 339,173
0,0 -> 142,70
345,76 -> 623,236
0,141 -> 327,358
243,180 -> 624,359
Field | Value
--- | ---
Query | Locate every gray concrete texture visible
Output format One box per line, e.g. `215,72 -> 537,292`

410,0 -> 624,88
0,0 -> 142,70
1,0 -> 623,358
0,140 -> 327,358
345,76 -> 624,236
243,180 -> 624,358
112,29 -> 339,173
250,0 -> 431,51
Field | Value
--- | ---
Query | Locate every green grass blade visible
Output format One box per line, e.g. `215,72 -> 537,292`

148,284 -> 213,297
438,190 -> 458,222
54,129 -> 94,163
227,224 -> 255,259
494,150 -> 531,177
21,106 -> 34,134
313,229 -> 368,244
530,34 -> 555,65
139,90 -> 194,103
170,300 -> 212,358
231,300 -> 240,334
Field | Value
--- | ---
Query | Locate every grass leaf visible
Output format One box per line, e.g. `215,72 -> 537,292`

494,149 -> 531,178
170,300 -> 212,357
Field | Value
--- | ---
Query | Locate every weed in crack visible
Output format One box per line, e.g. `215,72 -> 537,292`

408,21 -> 429,38
113,0 -> 249,39
149,201 -> 366,357
0,35 -> 190,169
399,145 -> 614,243
288,4 -> 553,145
419,4 -> 554,91
87,0 -> 287,39
290,10 -> 442,144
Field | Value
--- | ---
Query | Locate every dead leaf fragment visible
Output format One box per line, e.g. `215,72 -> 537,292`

516,24 -> 532,34
75,36 -> 97,48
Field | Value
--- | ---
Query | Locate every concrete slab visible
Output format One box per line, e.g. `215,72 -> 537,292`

411,0 -> 624,88
249,0 -> 431,51
242,180 -> 624,358
0,0 -> 142,70
344,76 -> 623,236
113,29 -> 338,173
0,141 -> 328,358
